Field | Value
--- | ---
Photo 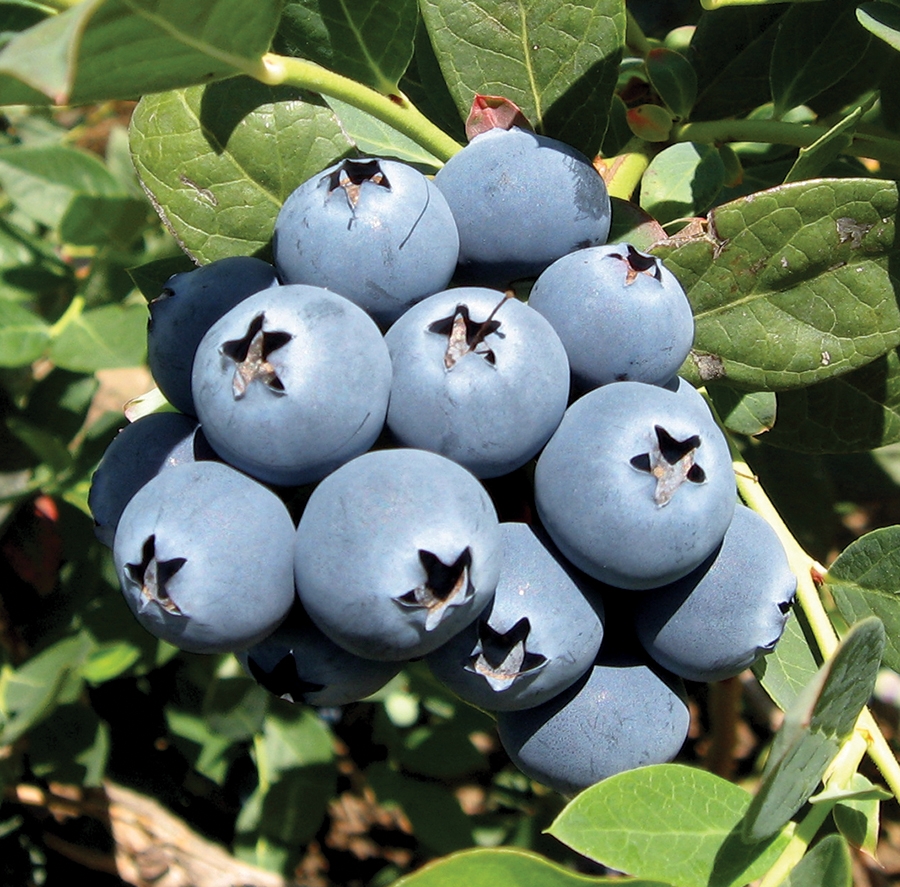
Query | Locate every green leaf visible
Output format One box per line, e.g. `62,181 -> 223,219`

29,705 -> 110,786
645,48 -> 696,119
0,299 -> 49,366
129,77 -> 354,262
202,675 -> 269,742
396,720 -> 488,779
165,708 -> 234,784
606,198 -> 667,252
325,96 -> 442,168
274,0 -> 419,94
690,5 -> 785,121
782,101 -> 869,186
5,415 -> 73,472
128,254 -> 197,302
832,774 -> 885,857
0,632 -> 94,745
547,764 -> 790,887
774,834 -> 851,887
81,641 -> 141,684
0,0 -> 282,106
770,0 -> 872,119
391,847 -> 671,887
858,1 -> 900,53
764,347 -> 900,454
50,302 -> 147,372
826,527 -> 900,673
706,384 -> 777,436
59,193 -> 151,247
639,142 -> 725,224
419,0 -> 625,156
367,761 -> 475,856
752,609 -> 822,712
741,617 -> 885,842
655,178 -> 900,391
259,707 -> 334,775
235,763 -> 337,871
0,143 -> 128,230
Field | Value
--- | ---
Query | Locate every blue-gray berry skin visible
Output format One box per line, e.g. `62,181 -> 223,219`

385,288 -> 570,478
89,412 -> 210,548
191,284 -> 392,487
535,381 -> 736,590
426,522 -> 605,711
273,158 -> 460,327
635,504 -> 797,682
238,605 -> 403,706
112,461 -> 296,655
433,127 -> 611,287
147,257 -> 278,416
497,654 -> 689,796
528,243 -> 694,391
294,448 -> 502,662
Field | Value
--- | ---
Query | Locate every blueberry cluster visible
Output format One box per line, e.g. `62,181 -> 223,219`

90,124 -> 796,796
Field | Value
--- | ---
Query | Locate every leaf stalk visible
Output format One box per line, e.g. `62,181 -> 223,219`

253,53 -> 463,164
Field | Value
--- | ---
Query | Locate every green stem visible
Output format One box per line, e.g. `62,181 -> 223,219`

49,295 -> 84,338
757,732 -> 867,887
625,9 -> 653,58
731,444 -> 900,800
673,119 -> 900,168
253,53 -> 463,164
603,137 -> 655,201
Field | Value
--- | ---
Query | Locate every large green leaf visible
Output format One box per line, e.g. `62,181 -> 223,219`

0,298 -> 50,366
639,142 -> 724,224
418,0 -> 625,156
0,0 -> 282,106
547,764 -> 790,887
741,617 -> 885,842
689,4 -> 785,121
390,847 -> 670,887
49,302 -> 147,372
774,834 -> 852,887
752,609 -> 821,712
764,347 -> 900,453
129,76 -> 354,262
770,0 -> 871,118
274,0 -> 419,94
826,527 -> 900,673
655,179 -> 900,391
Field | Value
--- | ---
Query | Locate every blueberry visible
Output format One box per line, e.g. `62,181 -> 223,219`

191,284 -> 392,486
634,504 -> 797,682
427,522 -> 605,711
497,653 -> 690,795
238,604 -> 403,706
273,158 -> 460,327
528,243 -> 694,390
534,381 -> 736,589
147,256 -> 278,415
294,448 -> 502,661
89,411 -> 211,548
433,126 -> 611,287
385,288 -> 570,478
112,461 -> 296,654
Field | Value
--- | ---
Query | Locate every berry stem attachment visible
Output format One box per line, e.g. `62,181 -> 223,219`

253,53 -> 463,164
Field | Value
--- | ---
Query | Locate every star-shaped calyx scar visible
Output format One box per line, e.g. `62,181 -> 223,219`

465,616 -> 547,692
427,297 -> 508,369
220,312 -> 292,399
394,548 -> 475,631
246,653 -> 325,704
630,425 -> 707,506
328,158 -> 391,212
124,534 -> 187,615
610,244 -> 663,285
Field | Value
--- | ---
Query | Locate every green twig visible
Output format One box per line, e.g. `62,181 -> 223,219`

673,119 -> 900,168
252,53 -> 463,164
602,137 -> 655,201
